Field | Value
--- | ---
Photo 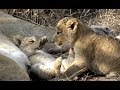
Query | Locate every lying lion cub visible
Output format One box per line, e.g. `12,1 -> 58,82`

53,17 -> 120,79
13,35 -> 66,80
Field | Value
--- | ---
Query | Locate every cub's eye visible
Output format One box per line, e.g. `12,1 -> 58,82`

29,40 -> 34,43
57,31 -> 62,35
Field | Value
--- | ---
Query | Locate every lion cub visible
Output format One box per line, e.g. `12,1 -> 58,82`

53,17 -> 120,79
13,35 -> 63,80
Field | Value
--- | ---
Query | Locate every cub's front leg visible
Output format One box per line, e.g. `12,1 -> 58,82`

53,57 -> 62,78
61,48 -> 89,80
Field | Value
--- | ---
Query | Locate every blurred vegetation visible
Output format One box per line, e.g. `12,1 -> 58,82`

2,9 -> 120,31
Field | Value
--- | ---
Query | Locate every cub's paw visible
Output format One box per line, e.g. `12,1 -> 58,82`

106,72 -> 119,78
40,36 -> 48,46
54,57 -> 62,78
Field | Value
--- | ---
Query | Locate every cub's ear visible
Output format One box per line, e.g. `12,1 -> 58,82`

12,35 -> 24,46
66,18 -> 79,33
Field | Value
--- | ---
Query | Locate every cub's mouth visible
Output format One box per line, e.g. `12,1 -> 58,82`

54,42 -> 63,49
54,42 -> 71,49
52,36 -> 64,48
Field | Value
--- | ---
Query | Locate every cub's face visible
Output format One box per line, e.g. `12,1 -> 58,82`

53,17 -> 79,48
19,36 -> 40,54
13,35 -> 47,57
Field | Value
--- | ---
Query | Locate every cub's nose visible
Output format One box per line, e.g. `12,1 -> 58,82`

51,37 -> 56,43
52,40 -> 54,43
58,42 -> 62,46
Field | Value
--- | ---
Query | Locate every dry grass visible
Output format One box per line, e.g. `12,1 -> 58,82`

2,9 -> 98,27
3,9 -> 120,32
91,9 -> 120,31
2,9 -> 120,31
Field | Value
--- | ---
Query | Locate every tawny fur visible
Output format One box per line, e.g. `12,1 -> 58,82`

0,32 -> 31,81
13,35 -> 68,80
29,50 -> 62,80
13,35 -> 48,57
53,17 -> 120,79
0,54 -> 30,81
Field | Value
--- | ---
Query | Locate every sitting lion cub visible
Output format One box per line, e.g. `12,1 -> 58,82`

53,17 -> 120,79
